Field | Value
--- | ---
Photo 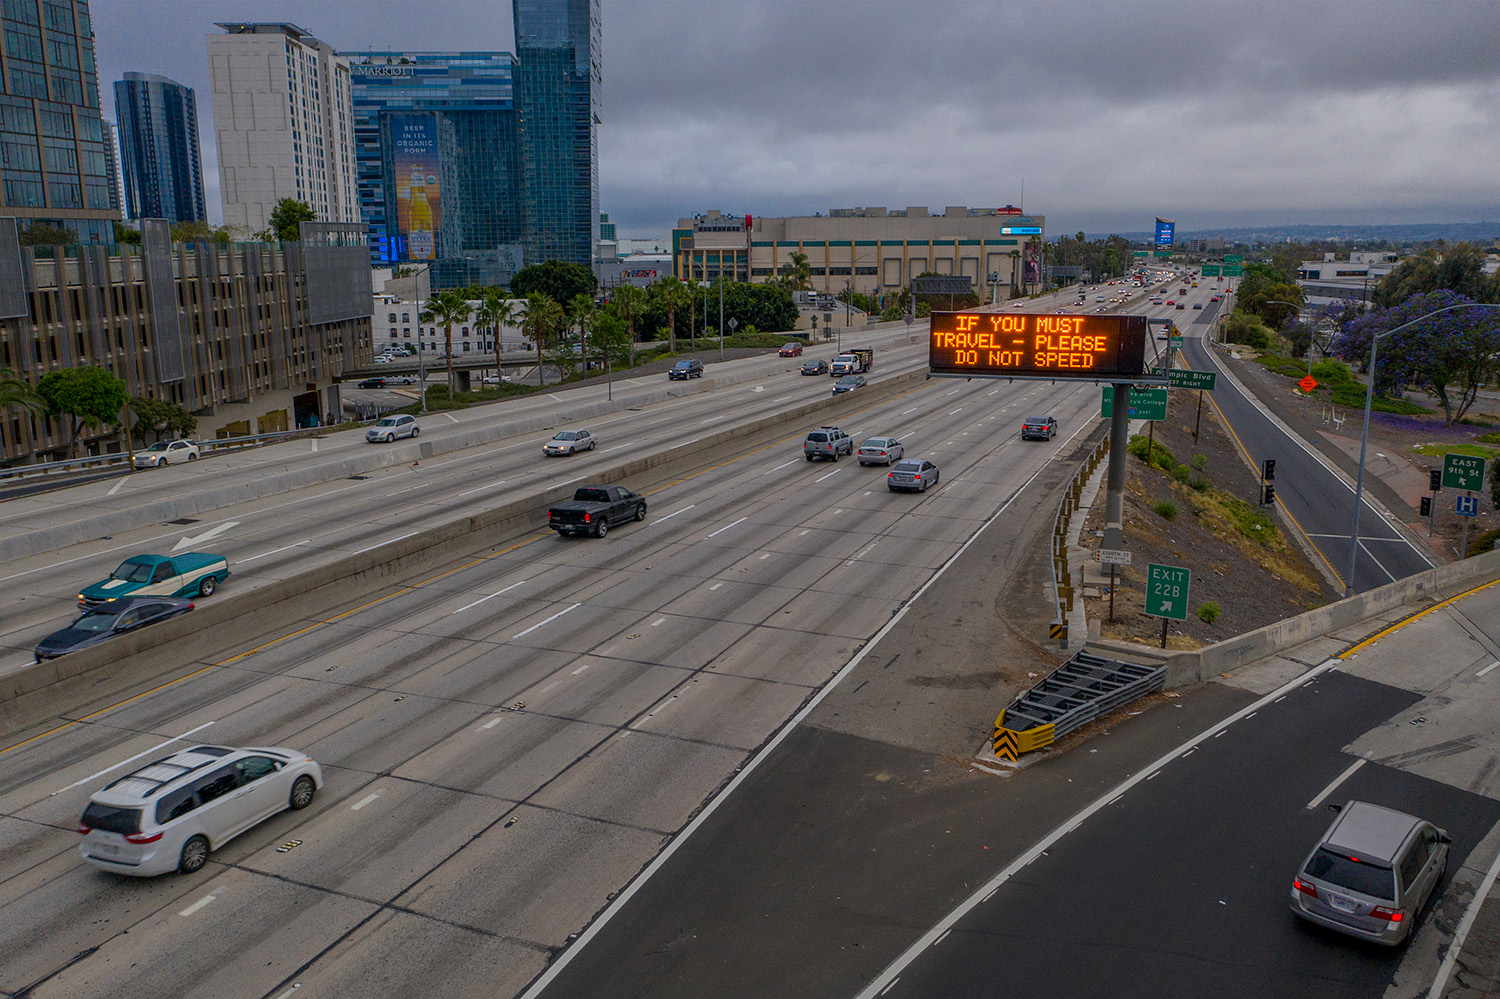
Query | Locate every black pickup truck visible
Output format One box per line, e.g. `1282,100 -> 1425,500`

547,485 -> 648,537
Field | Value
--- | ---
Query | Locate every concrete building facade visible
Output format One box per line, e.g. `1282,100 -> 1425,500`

0,217 -> 372,464
674,206 -> 1046,298
207,23 -> 359,235
1296,251 -> 1399,308
113,72 -> 205,223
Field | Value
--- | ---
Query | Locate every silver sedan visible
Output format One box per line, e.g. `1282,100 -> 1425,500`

857,437 -> 905,466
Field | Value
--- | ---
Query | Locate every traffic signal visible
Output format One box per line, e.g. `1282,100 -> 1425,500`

1420,496 -> 1433,517
1262,459 -> 1276,481
1262,484 -> 1276,505
1430,469 -> 1442,491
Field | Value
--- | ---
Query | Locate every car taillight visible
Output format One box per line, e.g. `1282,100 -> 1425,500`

1370,906 -> 1403,922
583,513 -> 591,522
124,831 -> 162,844
76,821 -> 91,834
1293,878 -> 1317,898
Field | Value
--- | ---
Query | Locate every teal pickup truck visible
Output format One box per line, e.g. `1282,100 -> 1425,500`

78,553 -> 230,609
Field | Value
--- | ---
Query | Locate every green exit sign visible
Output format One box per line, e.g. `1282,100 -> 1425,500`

1443,453 -> 1487,491
1169,369 -> 1217,391
1146,563 -> 1191,621
1201,264 -> 1221,276
1101,386 -> 1168,421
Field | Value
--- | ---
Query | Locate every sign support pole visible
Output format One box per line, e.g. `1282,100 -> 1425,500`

1160,617 -> 1169,649
1193,389 -> 1204,441
1109,564 -> 1116,622
1462,491 -> 1471,558
1103,382 -> 1133,552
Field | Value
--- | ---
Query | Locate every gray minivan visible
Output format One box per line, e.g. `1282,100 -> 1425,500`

1290,800 -> 1449,945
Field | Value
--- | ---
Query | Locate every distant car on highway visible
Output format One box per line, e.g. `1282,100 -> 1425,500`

372,356 -> 392,364
668,358 -> 704,380
1193,302 -> 1204,309
804,426 -> 853,461
1021,415 -> 1058,441
36,595 -> 195,660
76,743 -> 322,876
887,459 -> 939,492
800,359 -> 829,376
543,429 -> 597,455
832,374 -> 866,394
365,414 -> 419,443
357,377 -> 388,389
547,484 -> 646,538
857,437 -> 904,466
779,342 -> 804,357
1176,303 -> 1186,309
482,374 -> 508,385
1165,300 -> 1175,306
133,440 -> 200,468
1290,800 -> 1448,946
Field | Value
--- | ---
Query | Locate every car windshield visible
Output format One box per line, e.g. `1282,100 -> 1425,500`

673,362 -> 691,369
783,343 -> 798,348
553,432 -> 579,441
376,418 -> 398,427
837,377 -> 858,385
1304,847 -> 1396,900
71,610 -> 122,634
111,560 -> 155,583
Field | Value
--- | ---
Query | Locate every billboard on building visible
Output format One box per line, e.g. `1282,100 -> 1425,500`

1022,241 -> 1041,285
392,114 -> 441,260
1154,218 -> 1175,249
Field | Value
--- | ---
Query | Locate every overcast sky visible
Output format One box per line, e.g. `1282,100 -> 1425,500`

92,0 -> 1500,238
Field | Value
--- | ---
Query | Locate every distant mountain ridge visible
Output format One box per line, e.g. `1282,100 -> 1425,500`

1085,221 -> 1500,245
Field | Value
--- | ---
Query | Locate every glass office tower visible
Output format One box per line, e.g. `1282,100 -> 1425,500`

0,0 -> 119,243
113,72 -> 205,222
513,0 -> 599,269
348,52 -> 524,289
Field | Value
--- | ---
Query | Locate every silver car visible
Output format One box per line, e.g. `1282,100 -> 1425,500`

365,414 -> 419,443
543,429 -> 597,455
133,439 -> 200,468
888,458 -> 939,492
858,437 -> 904,466
77,744 -> 322,876
1290,800 -> 1449,945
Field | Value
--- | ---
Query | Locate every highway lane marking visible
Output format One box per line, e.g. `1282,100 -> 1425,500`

457,479 -> 507,497
1478,661 -> 1500,677
706,517 -> 748,538
902,408 -> 919,415
1356,537 -> 1400,584
171,520 -> 241,553
654,504 -> 696,523
798,529 -> 810,535
548,393 -> 563,401
760,553 -> 770,559
1306,758 -> 1366,810
512,602 -> 581,639
949,409 -> 962,416
772,396 -> 792,403
602,442 -> 635,453
946,389 -> 960,396
452,579 -> 527,614
767,459 -> 800,472
863,491 -> 872,496
351,792 -> 382,811
179,891 -> 220,917
852,656 -> 1347,999
815,469 -> 841,483
1428,832 -> 1500,999
480,716 -> 504,729
651,617 -> 666,626
310,439 -> 318,452
51,721 -> 217,795
349,530 -> 420,556
668,438 -> 702,450
237,540 -> 310,565
537,680 -> 563,695
710,583 -> 724,590
700,416 -> 726,424
445,413 -> 460,423
1342,580 -> 1500,657
555,476 -> 587,488
106,476 -> 127,496
570,662 -> 595,675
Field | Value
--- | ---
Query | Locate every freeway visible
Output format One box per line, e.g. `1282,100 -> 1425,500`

0,347 -> 1105,997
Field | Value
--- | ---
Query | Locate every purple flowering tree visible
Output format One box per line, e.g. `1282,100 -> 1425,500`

1328,290 -> 1500,425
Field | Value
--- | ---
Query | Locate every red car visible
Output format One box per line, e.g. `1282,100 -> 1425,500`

779,342 -> 804,357
1165,300 -> 1175,306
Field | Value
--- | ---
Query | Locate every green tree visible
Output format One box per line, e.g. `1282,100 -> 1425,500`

112,221 -> 142,245
37,366 -> 128,457
19,222 -> 77,246
170,220 -> 233,245
588,310 -> 630,376
1373,244 -> 1500,308
608,284 -> 647,366
419,289 -> 472,391
511,259 -> 597,303
472,289 -> 522,386
128,395 -> 196,445
520,292 -> 565,385
256,198 -> 317,242
564,292 -> 597,379
651,275 -> 690,353
773,251 -> 812,292
0,367 -> 46,416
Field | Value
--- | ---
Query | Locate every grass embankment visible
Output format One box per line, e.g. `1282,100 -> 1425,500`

1255,356 -> 1431,415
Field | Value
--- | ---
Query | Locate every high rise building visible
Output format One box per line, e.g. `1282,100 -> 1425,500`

113,72 -> 205,223
207,23 -> 358,235
347,52 -> 524,289
598,212 -> 614,241
0,0 -> 121,243
513,0 -> 599,269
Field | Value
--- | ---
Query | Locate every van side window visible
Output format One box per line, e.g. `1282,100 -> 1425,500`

236,757 -> 278,784
157,786 -> 200,823
193,764 -> 240,805
1399,837 -> 1429,890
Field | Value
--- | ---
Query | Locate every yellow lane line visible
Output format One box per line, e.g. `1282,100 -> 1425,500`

1341,579 -> 1500,657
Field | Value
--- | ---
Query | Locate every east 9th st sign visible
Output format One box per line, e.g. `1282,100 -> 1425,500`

929,311 -> 1148,380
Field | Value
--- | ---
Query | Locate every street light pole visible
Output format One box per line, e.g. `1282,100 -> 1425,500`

719,275 -> 725,360
1343,303 -> 1500,597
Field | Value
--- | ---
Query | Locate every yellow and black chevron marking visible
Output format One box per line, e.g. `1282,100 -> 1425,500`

1050,621 -> 1068,640
991,717 -> 1057,761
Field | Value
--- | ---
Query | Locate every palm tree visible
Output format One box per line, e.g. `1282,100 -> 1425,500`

568,292 -> 596,380
611,284 -> 646,368
651,275 -> 690,354
419,288 -> 472,395
0,367 -> 45,417
473,289 -> 520,387
521,292 -> 564,385
1009,249 -> 1022,299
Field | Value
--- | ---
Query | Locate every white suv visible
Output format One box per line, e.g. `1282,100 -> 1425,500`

77,744 -> 322,876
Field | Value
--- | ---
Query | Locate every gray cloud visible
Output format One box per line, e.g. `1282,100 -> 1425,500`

91,0 -> 1500,237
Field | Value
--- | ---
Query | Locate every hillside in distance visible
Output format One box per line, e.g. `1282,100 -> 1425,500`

1087,220 -> 1500,246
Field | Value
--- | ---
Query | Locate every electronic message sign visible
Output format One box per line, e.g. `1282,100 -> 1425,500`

929,311 -> 1149,380
1155,218 -> 1175,248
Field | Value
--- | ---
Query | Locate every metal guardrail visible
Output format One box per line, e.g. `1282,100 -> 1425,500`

1049,434 -> 1111,645
992,651 -> 1166,761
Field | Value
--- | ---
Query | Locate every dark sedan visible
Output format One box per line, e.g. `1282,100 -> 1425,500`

357,377 -> 388,389
832,374 -> 867,394
800,359 -> 829,376
34,595 -> 195,660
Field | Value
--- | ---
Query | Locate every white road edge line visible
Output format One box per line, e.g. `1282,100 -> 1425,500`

1305,758 -> 1367,810
452,579 -> 527,615
237,540 -> 311,565
850,657 -> 1345,999
1427,838 -> 1500,999
512,602 -> 581,639
517,442 -> 1061,999
349,530 -> 420,556
706,516 -> 747,538
53,721 -> 217,795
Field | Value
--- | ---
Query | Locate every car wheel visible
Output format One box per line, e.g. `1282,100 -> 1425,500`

595,519 -> 608,538
157,457 -> 167,468
187,452 -> 198,461
289,775 -> 316,810
198,576 -> 217,598
832,449 -> 840,461
806,455 -> 815,461
634,503 -> 647,521
412,427 -> 419,438
888,485 -> 898,492
920,479 -> 929,492
178,834 -> 210,874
